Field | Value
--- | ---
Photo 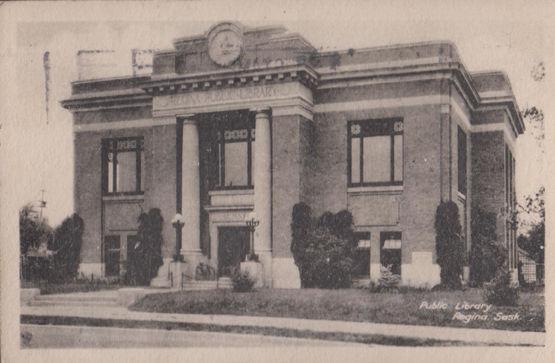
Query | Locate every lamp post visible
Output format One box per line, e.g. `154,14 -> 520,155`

244,211 -> 259,261
171,213 -> 185,262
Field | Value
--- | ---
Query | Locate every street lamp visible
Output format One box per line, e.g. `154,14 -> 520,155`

244,211 -> 259,261
171,213 -> 185,262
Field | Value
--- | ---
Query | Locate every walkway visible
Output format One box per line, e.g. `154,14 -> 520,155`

21,304 -> 544,346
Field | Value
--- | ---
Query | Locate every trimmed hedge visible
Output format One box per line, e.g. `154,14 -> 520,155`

435,201 -> 465,289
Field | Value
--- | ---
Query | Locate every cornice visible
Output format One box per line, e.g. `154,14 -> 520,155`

142,64 -> 320,96
61,88 -> 151,111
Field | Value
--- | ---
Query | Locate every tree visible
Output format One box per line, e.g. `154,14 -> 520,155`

435,201 -> 465,289
518,186 -> 544,263
469,208 -> 507,286
19,204 -> 51,255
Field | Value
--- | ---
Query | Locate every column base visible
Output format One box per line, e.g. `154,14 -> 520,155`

150,258 -> 172,288
78,263 -> 104,279
272,257 -> 300,288
169,261 -> 188,289
401,252 -> 441,288
257,251 -> 273,288
181,250 -> 205,279
370,263 -> 381,284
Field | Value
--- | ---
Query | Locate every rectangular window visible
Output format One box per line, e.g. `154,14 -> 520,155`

458,126 -> 467,195
352,232 -> 371,277
380,231 -> 402,275
217,125 -> 255,189
349,119 -> 403,186
102,137 -> 144,195
104,235 -> 121,277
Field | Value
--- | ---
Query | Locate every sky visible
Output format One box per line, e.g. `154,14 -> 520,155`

1,0 -> 552,227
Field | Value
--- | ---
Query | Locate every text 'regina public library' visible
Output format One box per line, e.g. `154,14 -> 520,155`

62,22 -> 523,288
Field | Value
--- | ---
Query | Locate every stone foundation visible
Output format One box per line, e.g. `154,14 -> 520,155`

271,257 -> 300,288
78,263 -> 104,278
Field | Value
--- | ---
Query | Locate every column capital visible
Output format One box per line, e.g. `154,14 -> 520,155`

250,107 -> 271,116
176,114 -> 196,125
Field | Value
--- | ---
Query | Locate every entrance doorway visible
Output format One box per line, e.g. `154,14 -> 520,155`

218,227 -> 249,276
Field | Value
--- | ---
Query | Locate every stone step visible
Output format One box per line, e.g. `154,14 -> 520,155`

34,294 -> 117,303
181,279 -> 232,290
28,299 -> 119,307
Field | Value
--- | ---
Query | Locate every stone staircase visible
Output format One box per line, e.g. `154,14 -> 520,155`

182,277 -> 232,291
28,290 -> 120,307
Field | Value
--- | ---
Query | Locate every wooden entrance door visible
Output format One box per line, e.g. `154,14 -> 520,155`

218,227 -> 249,276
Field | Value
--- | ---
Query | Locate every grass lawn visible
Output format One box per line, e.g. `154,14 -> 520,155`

130,288 -> 544,332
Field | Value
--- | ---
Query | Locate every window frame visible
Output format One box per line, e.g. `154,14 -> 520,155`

101,136 -> 144,196
380,231 -> 402,276
347,118 -> 404,187
352,231 -> 371,278
214,120 -> 255,191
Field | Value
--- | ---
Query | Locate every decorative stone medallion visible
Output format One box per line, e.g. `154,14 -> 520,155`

207,23 -> 244,67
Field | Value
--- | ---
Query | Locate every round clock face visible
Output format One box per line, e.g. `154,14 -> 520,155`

208,30 -> 243,66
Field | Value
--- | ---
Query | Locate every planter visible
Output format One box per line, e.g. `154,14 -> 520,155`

240,261 -> 264,288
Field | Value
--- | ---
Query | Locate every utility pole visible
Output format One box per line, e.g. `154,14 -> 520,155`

39,189 -> 47,220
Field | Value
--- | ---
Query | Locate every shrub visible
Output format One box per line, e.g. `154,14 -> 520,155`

377,264 -> 401,292
483,268 -> 519,306
435,201 -> 465,289
303,227 -> 354,289
48,213 -> 84,282
291,203 -> 357,289
195,263 -> 216,281
290,202 -> 312,287
469,208 -> 506,286
126,208 -> 164,285
231,269 -> 255,292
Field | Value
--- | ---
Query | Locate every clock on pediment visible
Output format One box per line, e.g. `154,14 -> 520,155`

207,22 -> 244,67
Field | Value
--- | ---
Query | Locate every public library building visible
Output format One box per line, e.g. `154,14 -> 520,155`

62,22 -> 524,288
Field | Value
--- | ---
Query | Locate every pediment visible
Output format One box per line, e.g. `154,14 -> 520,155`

153,22 -> 317,76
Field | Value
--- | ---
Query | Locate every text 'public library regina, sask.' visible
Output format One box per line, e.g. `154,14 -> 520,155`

62,22 -> 524,289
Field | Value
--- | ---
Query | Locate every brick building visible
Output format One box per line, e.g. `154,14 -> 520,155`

62,22 -> 524,288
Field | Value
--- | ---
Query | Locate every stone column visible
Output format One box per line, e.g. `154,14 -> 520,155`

253,107 -> 273,287
180,117 -> 203,274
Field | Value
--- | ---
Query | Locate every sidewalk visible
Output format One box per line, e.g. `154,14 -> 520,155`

21,305 -> 545,346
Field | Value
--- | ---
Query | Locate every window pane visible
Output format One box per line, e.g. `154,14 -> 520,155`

363,136 -> 391,183
107,152 -> 114,193
351,138 -> 360,183
140,150 -> 145,191
394,134 -> 403,181
224,142 -> 248,187
250,146 -> 255,186
353,248 -> 370,277
116,151 -> 137,192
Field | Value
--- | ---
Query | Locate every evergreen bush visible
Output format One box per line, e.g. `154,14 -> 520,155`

291,202 -> 312,287
483,268 -> 519,306
469,208 -> 507,286
231,269 -> 255,292
126,208 -> 164,285
291,203 -> 357,289
435,201 -> 465,289
48,213 -> 84,282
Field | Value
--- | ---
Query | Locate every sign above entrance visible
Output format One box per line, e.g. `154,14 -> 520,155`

207,23 -> 244,67
153,82 -> 313,116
